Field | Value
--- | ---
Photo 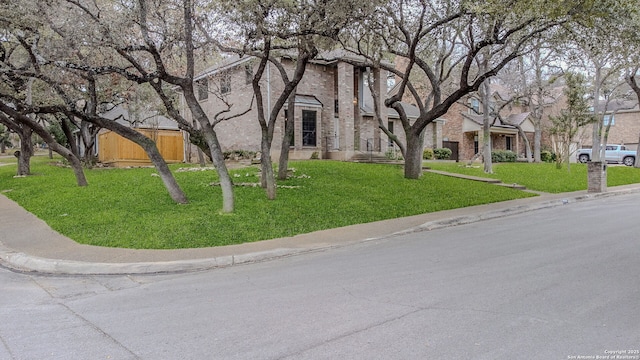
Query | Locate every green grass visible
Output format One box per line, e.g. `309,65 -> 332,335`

0,156 -> 536,249
425,161 -> 640,193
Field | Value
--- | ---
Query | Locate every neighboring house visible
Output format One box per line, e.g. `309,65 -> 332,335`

421,84 -> 536,161
181,52 -> 419,161
578,100 -> 640,150
97,105 -> 186,167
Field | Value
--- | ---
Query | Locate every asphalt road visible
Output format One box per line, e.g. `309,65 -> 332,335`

1,193 -> 640,360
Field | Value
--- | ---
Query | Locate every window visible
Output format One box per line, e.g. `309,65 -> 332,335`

302,110 -> 317,147
604,114 -> 615,126
470,98 -> 480,114
220,72 -> 231,94
388,121 -> 394,147
387,71 -> 396,92
245,63 -> 253,85
506,136 -> 513,151
196,78 -> 208,101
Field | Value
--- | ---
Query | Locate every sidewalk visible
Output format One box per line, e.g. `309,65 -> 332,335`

2,183 -> 640,275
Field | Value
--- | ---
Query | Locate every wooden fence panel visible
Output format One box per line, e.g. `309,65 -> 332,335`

98,129 -> 184,166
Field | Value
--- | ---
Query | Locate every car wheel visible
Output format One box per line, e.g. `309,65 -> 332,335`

578,154 -> 589,163
623,156 -> 635,166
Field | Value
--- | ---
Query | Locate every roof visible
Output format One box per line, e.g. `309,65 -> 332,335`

293,95 -> 323,107
101,104 -> 179,130
593,99 -> 639,113
462,112 -> 531,127
195,55 -> 253,81
360,101 -> 420,120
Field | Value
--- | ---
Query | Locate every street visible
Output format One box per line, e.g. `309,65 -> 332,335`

1,193 -> 640,360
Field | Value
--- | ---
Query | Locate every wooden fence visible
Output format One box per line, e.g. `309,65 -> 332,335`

98,129 -> 184,167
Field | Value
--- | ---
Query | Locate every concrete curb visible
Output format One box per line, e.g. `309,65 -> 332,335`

1,186 -> 639,276
0,246 -> 326,275
397,187 -> 639,235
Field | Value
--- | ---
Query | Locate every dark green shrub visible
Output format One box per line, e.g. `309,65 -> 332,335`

491,150 -> 517,162
540,150 -> 556,163
423,148 -> 434,160
433,148 -> 452,160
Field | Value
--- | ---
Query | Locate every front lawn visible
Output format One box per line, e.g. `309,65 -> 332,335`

0,157 -> 534,249
425,161 -> 640,193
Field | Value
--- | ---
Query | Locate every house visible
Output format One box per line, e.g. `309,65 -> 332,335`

182,52 -> 420,161
186,53 -> 566,163
418,84 -> 537,161
578,100 -> 640,150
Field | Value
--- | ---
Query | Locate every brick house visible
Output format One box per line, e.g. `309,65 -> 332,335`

578,100 -> 640,150
182,53 -> 420,162
416,86 -> 536,161
184,54 -> 566,163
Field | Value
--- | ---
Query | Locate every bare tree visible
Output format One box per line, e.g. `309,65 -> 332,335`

625,68 -> 640,168
0,102 -> 88,186
343,0 -> 591,179
210,0 -> 366,198
548,72 -> 594,171
0,3 -> 189,203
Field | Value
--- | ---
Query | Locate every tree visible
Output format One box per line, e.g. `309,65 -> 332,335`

625,69 -> 640,168
211,0 -> 367,199
343,0 -> 597,179
0,101 -> 88,186
0,124 -> 11,153
0,1 -> 188,202
509,37 -> 564,163
548,72 -> 594,171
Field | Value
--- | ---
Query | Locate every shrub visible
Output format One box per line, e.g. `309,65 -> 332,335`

223,150 -> 256,160
491,150 -> 517,163
310,151 -> 319,159
423,148 -> 434,160
386,149 -> 402,160
433,148 -> 452,160
540,150 -> 556,163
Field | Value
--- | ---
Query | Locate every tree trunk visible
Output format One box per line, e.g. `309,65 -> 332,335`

61,117 -> 80,159
591,68 -> 602,163
49,140 -> 88,186
515,125 -> 532,163
261,135 -> 276,200
482,129 -> 492,173
201,129 -> 234,212
139,137 -> 187,203
17,127 -> 32,176
533,126 -> 542,163
131,137 -> 188,204
277,92 -> 295,180
565,141 -> 571,172
404,129 -> 425,179
80,121 -> 97,167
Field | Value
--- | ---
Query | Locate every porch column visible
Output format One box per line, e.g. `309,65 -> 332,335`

337,62 -> 355,156
434,119 -> 445,149
373,67 -> 388,152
